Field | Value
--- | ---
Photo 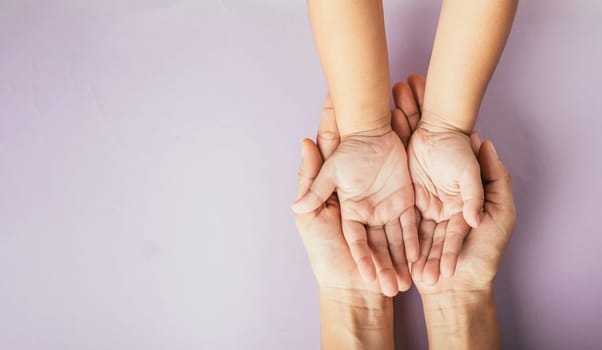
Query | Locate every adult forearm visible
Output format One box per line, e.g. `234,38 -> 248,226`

320,288 -> 394,350
421,289 -> 501,350
423,0 -> 518,133
308,0 -> 391,136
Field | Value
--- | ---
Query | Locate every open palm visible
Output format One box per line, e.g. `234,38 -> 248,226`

408,125 -> 483,226
412,140 -> 516,293
406,101 -> 485,280
295,138 -> 382,294
292,82 -> 424,296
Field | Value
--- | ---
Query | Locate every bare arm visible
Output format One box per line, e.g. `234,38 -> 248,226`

321,288 -> 394,350
422,289 -> 501,350
308,0 -> 391,136
412,138 -> 516,350
297,0 -> 418,293
423,0 -> 519,133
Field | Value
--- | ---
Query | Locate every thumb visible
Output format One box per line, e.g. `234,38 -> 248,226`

479,140 -> 515,207
297,138 -> 323,199
317,94 -> 340,160
459,163 -> 484,228
291,160 -> 336,214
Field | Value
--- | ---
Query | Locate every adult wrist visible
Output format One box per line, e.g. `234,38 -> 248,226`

421,287 -> 501,350
319,287 -> 390,312
319,287 -> 394,350
421,286 -> 494,310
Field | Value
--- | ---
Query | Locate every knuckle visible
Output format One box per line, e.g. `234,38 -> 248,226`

317,129 -> 340,141
368,239 -> 389,251
357,256 -> 373,268
387,238 -> 404,249
307,188 -> 327,204
348,238 -> 369,250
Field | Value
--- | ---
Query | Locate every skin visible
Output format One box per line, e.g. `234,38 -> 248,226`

296,136 -> 395,350
423,0 -> 519,132
296,0 -> 518,287
296,75 -> 517,348
306,0 -> 391,135
413,138 -> 516,349
409,74 -> 517,346
294,78 -> 424,349
295,120 -> 416,297
409,0 -> 518,281
293,0 -> 418,297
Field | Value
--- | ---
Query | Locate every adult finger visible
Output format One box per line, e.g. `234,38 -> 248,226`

384,220 -> 411,291
291,160 -> 337,214
393,81 -> 420,132
411,219 -> 436,283
407,73 -> 426,115
480,141 -> 512,199
317,94 -> 340,160
423,221 -> 447,285
479,141 -> 516,231
342,219 -> 377,283
367,225 -> 399,297
440,213 -> 470,278
391,108 -> 412,147
400,207 -> 419,263
459,165 -> 485,228
296,139 -> 323,199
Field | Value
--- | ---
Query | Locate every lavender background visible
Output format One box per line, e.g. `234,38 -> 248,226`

1,0 -> 601,349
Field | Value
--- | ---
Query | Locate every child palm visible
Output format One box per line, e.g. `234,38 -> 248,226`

407,124 -> 483,279
293,128 -> 417,297
412,140 -> 516,293
408,124 -> 483,227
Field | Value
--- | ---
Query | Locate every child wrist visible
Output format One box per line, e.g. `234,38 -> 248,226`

420,109 -> 474,136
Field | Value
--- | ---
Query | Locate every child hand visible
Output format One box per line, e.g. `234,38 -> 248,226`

407,119 -> 484,277
292,125 -> 418,297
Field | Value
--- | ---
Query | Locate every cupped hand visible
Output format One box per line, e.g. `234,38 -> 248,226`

412,140 -> 516,294
294,138 -> 382,294
408,121 -> 484,227
292,123 -> 417,297
293,83 -> 425,296
404,87 -> 484,280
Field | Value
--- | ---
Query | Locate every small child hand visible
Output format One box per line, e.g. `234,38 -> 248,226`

293,126 -> 418,297
408,120 -> 484,278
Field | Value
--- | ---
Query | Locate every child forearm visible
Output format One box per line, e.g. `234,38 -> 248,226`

423,0 -> 519,133
308,0 -> 391,137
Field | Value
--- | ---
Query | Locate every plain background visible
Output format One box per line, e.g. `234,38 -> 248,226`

1,0 -> 601,349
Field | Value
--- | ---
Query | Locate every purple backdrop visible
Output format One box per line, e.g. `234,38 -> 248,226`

1,1 -> 601,349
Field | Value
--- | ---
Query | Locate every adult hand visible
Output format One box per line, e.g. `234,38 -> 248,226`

412,139 -> 515,350
412,139 -> 516,294
293,108 -> 418,297
294,81 -> 424,295
295,135 -> 395,350
294,136 -> 382,294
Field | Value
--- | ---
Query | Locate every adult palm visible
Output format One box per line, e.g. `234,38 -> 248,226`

294,83 -> 424,295
295,138 -> 383,293
293,110 -> 419,296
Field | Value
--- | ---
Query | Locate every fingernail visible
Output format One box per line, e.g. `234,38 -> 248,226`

301,139 -> 307,158
490,142 -> 499,159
